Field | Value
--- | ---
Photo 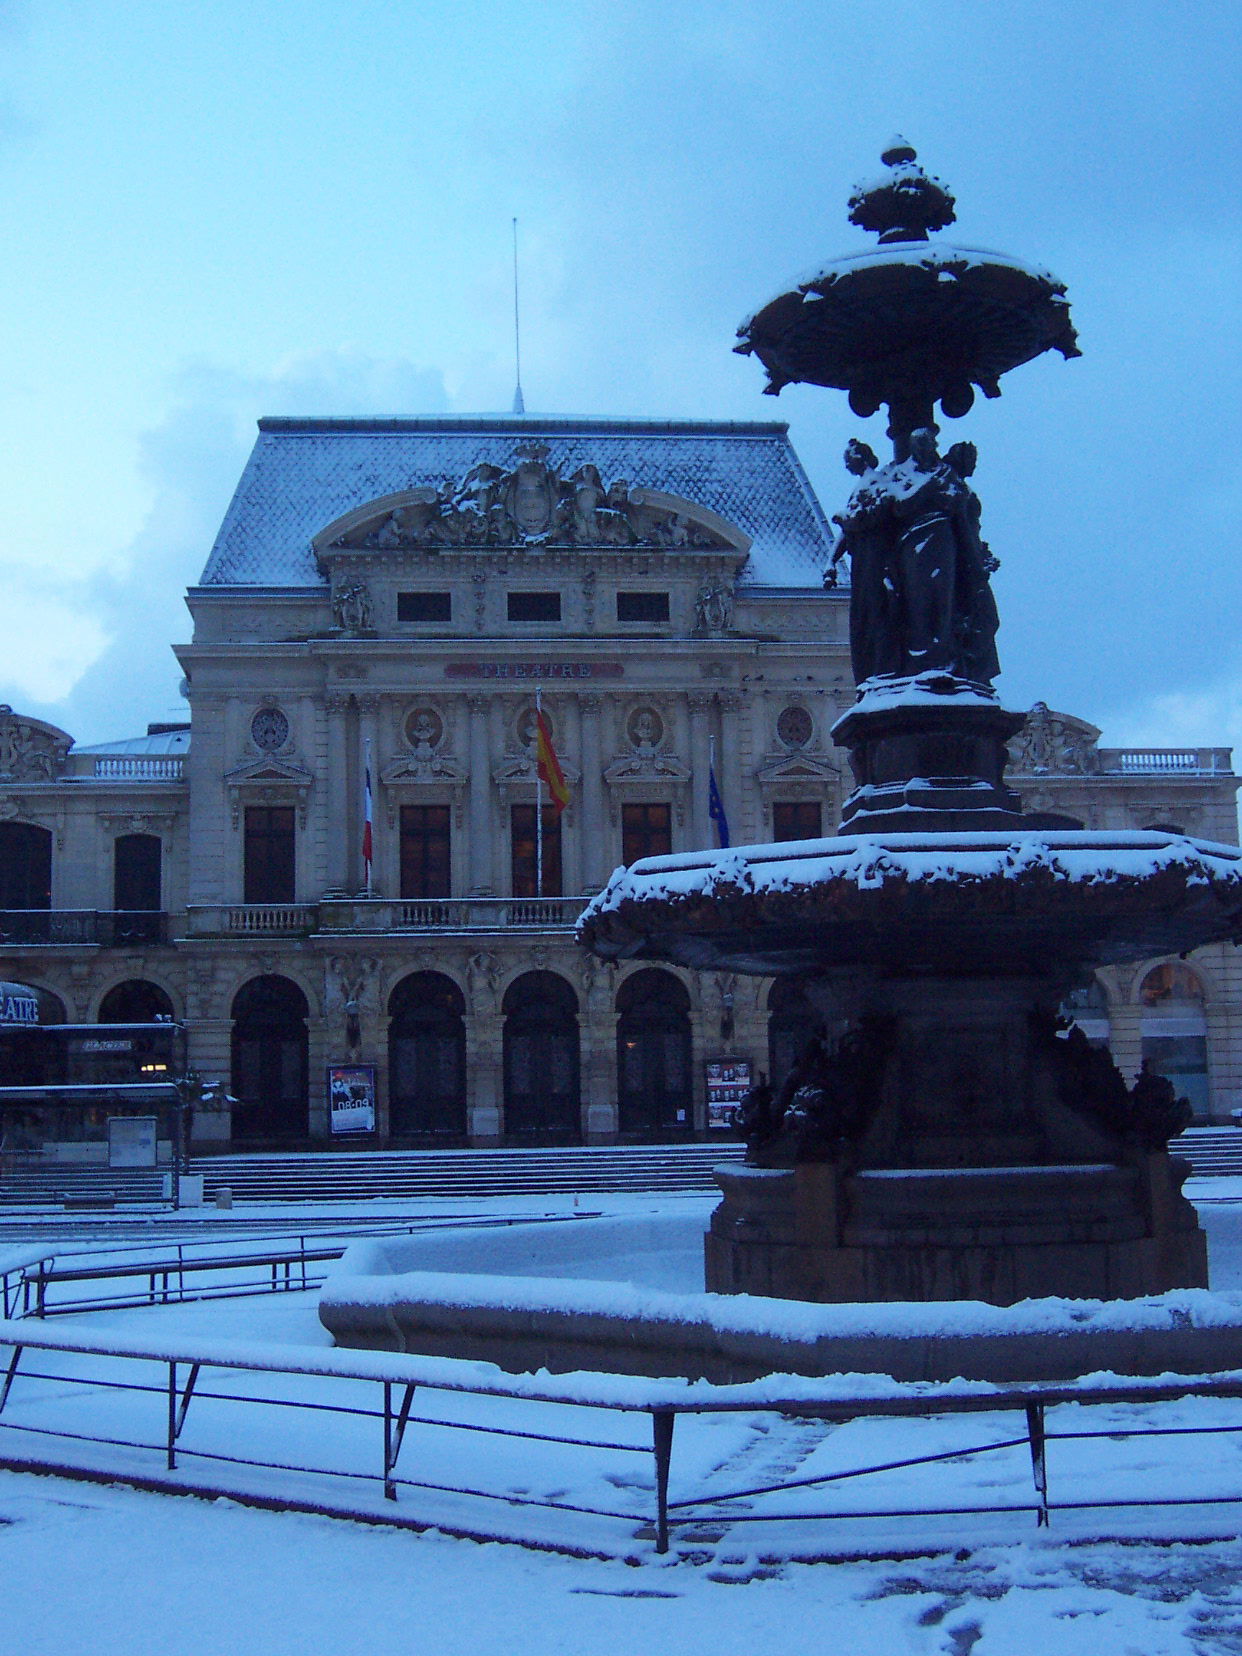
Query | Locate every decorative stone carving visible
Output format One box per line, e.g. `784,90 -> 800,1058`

1008,702 -> 1101,776
0,706 -> 71,782
694,581 -> 734,635
332,581 -> 373,632
250,707 -> 289,753
776,705 -> 814,749
326,447 -> 734,552
403,707 -> 444,755
625,706 -> 664,753
466,951 -> 500,1001
328,956 -> 380,1016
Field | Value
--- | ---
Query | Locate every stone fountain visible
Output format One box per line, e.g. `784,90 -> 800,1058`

579,143 -> 1242,1306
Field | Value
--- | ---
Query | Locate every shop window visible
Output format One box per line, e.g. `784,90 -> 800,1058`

773,801 -> 823,842
400,805 -> 451,899
511,804 -> 562,897
622,802 -> 672,864
244,806 -> 295,904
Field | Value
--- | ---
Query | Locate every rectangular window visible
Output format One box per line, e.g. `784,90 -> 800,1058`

400,804 -> 451,898
397,591 -> 452,622
622,802 -> 672,864
616,591 -> 670,623
511,804 -> 563,897
244,806 -> 295,903
507,591 -> 561,623
773,801 -> 823,842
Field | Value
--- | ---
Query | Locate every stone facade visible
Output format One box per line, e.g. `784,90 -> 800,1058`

0,417 -> 1238,1147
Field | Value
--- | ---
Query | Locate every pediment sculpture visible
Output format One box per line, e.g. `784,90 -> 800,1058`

0,707 -> 71,783
1007,702 -> 1100,776
327,446 -> 735,552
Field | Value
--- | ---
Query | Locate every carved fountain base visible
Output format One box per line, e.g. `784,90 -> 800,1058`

579,829 -> 1239,1306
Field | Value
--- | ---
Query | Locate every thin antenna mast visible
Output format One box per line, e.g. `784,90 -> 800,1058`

511,217 -> 526,415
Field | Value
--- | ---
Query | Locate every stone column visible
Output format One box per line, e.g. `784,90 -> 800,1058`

563,698 -> 583,897
464,1012 -> 503,1143
324,693 -> 350,894
467,694 -> 494,895
579,694 -> 605,893
718,691 -> 742,848
687,693 -> 713,849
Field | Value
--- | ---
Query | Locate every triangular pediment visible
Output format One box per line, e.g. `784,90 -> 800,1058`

755,751 -> 839,785
224,756 -> 314,788
381,753 -> 468,786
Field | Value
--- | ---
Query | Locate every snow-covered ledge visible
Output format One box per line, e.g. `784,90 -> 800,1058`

319,1241 -> 1242,1385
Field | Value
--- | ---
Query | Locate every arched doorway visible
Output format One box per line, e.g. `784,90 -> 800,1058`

388,972 -> 467,1140
616,969 -> 693,1138
1139,962 -> 1210,1120
99,980 -> 175,1023
502,972 -> 580,1142
768,978 -> 823,1092
230,976 -> 308,1141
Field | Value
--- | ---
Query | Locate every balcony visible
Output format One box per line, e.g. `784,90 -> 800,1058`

0,911 -> 170,947
184,897 -> 586,937
1101,748 -> 1233,776
91,756 -> 185,781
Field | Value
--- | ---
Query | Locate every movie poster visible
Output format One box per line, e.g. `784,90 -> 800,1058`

327,1065 -> 376,1135
705,1060 -> 750,1132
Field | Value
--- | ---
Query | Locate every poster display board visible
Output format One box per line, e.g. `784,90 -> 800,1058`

705,1059 -> 750,1132
328,1065 -> 376,1135
107,1115 -> 158,1169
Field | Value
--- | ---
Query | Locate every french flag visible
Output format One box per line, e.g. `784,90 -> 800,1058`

362,744 -> 374,894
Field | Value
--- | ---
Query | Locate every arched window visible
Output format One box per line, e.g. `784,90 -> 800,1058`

616,969 -> 692,1138
388,972 -> 466,1140
0,824 -> 52,943
99,980 -> 175,1024
230,976 -> 308,1141
767,978 -> 823,1092
1139,963 -> 1209,1120
502,972 -> 580,1142
0,983 -> 65,1090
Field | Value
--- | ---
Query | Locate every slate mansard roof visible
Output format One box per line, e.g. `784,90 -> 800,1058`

197,417 -> 836,591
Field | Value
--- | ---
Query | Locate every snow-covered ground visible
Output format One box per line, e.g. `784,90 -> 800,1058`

3,1184 -> 1242,1652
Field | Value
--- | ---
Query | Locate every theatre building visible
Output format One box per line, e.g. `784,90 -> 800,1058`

1,415 -> 1239,1150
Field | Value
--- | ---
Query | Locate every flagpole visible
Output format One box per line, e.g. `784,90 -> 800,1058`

364,737 -> 373,897
535,688 -> 544,899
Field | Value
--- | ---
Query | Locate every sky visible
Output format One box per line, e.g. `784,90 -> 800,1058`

0,0 -> 1239,750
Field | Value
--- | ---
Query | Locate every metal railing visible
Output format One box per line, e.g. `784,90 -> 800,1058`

3,1320 -> 1242,1553
185,896 -> 587,936
0,910 -> 169,946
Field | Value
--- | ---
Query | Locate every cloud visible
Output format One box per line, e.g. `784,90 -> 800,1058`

0,349 -> 450,745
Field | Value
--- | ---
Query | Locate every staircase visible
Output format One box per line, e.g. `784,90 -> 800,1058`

0,1143 -> 746,1206
2,1132 -> 1238,1207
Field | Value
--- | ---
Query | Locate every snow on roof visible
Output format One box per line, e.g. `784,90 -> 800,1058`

77,727 -> 191,756
198,416 -> 836,591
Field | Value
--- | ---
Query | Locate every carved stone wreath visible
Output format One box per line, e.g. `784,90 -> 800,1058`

777,705 -> 814,750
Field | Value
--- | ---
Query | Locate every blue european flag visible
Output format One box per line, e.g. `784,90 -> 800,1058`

708,764 -> 730,849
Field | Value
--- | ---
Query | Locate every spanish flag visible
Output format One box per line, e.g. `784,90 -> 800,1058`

535,706 -> 570,817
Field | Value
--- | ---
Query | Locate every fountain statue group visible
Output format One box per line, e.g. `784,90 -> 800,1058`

828,429 -> 1000,687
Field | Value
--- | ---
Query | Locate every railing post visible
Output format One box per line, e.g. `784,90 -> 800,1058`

652,1409 -> 676,1554
0,1344 -> 22,1413
167,1361 -> 178,1470
1025,1402 -> 1049,1527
